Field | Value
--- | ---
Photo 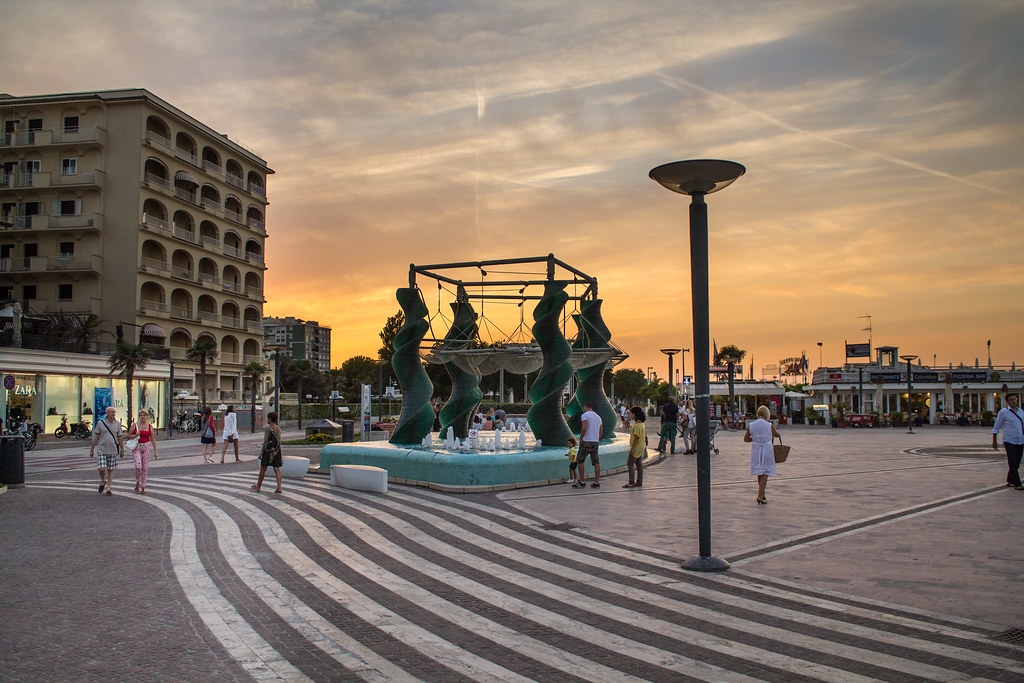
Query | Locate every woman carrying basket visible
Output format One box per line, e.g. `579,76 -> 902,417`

745,405 -> 780,504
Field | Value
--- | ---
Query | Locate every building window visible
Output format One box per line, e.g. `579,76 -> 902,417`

23,284 -> 36,300
0,285 -> 12,300
63,116 -> 79,133
58,283 -> 73,300
24,160 -> 41,174
24,243 -> 37,258
27,119 -> 42,131
61,158 -> 77,175
59,242 -> 74,258
57,199 -> 81,216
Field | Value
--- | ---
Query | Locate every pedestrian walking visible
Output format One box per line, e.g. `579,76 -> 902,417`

746,405 -> 780,504
573,401 -> 603,489
565,437 -> 578,484
252,411 -> 283,494
619,403 -> 631,429
89,406 -> 123,496
681,399 -> 696,454
991,393 -> 1024,490
127,409 -> 157,494
623,406 -> 647,488
220,404 -> 241,463
200,406 -> 216,464
657,396 -> 679,454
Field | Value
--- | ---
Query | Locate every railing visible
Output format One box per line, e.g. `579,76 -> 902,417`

48,256 -> 99,271
220,353 -> 240,364
141,299 -> 169,313
198,272 -> 221,287
173,187 -> 198,205
245,287 -> 263,300
200,197 -> 222,212
170,265 -> 193,280
6,172 -> 50,188
221,316 -> 243,329
197,311 -> 220,324
245,320 -> 262,332
145,132 -> 175,151
175,147 -> 199,166
224,208 -> 243,224
169,306 -> 193,320
0,256 -> 47,272
246,252 -> 265,266
203,160 -> 224,177
247,218 -> 265,232
145,172 -> 172,190
200,235 -> 222,249
53,170 -> 104,189
225,172 -> 245,190
223,244 -> 242,259
1,126 -> 106,147
50,213 -> 100,229
171,225 -> 196,243
141,257 -> 169,273
168,347 -> 189,360
141,213 -> 172,234
223,281 -> 240,293
248,182 -> 266,197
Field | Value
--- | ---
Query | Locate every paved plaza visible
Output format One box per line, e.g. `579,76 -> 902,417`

1,424 -> 1023,681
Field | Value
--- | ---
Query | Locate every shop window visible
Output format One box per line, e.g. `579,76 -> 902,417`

63,116 -> 79,133
58,283 -> 73,300
61,158 -> 77,175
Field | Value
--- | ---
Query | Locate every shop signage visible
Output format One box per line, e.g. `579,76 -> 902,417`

845,342 -> 871,358
10,385 -> 37,395
828,373 -> 843,382
870,372 -> 903,382
951,371 -> 987,382
913,372 -> 939,382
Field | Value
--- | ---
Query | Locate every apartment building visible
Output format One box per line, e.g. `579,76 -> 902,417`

263,316 -> 331,372
0,89 -> 272,427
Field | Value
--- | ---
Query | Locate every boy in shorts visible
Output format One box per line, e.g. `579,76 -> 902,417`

565,437 -> 578,484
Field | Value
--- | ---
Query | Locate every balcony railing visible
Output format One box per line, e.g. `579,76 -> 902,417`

220,353 -> 240,364
198,272 -> 221,287
141,257 -> 170,274
171,225 -> 197,243
223,244 -> 242,259
1,126 -> 106,148
200,197 -> 222,212
225,172 -> 245,190
175,147 -> 199,166
247,218 -> 265,232
224,208 -> 243,224
223,281 -> 240,293
245,287 -> 264,300
200,235 -> 222,250
169,306 -> 193,320
197,311 -> 220,324
0,256 -> 47,272
144,172 -> 172,190
202,160 -> 224,177
222,316 -> 243,329
48,255 -> 100,272
248,182 -> 266,197
246,252 -> 265,266
141,213 -> 172,235
145,132 -> 175,152
173,187 -> 198,205
140,299 -> 169,314
170,265 -> 193,280
245,320 -> 262,332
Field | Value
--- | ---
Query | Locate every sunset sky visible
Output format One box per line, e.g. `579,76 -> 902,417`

6,1 -> 1022,378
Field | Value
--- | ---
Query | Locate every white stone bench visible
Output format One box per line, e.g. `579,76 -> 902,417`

331,464 -> 388,493
280,456 -> 310,479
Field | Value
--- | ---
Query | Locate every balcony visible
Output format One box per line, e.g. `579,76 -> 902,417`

200,197 -> 222,212
197,311 -> 220,324
0,256 -> 47,272
200,235 -> 222,250
170,264 -> 193,281
223,244 -> 243,259
144,132 -> 175,152
225,172 -> 245,190
224,208 -> 243,224
173,187 -> 198,206
246,218 -> 265,233
171,225 -> 197,244
198,272 -> 221,288
202,161 -> 224,178
248,182 -> 266,198
245,252 -> 265,266
169,306 -> 193,320
222,316 -> 243,330
144,172 -> 173,193
48,255 -> 101,272
139,299 -> 169,314
140,257 -> 170,275
223,281 -> 241,293
245,287 -> 264,301
220,352 -> 240,364
175,147 -> 200,167
0,171 -> 105,190
245,320 -> 262,333
1,126 -> 106,148
141,213 -> 173,237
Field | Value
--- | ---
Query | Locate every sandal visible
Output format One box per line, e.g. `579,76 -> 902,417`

250,485 -> 261,492
622,483 -> 635,488
273,489 -> 282,494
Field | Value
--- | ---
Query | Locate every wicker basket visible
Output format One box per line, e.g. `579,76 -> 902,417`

773,443 -> 791,463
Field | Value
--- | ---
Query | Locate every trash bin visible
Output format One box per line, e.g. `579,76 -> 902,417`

0,434 -> 26,488
340,420 -> 354,443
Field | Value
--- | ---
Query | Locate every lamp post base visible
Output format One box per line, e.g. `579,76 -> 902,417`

681,555 -> 731,572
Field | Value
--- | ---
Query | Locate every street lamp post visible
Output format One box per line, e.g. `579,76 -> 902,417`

680,348 -> 690,400
167,360 -> 175,439
817,342 -> 823,368
651,158 -> 745,573
661,349 -> 681,400
901,354 -> 918,433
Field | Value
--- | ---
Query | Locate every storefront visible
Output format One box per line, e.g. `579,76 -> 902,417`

1,348 -> 171,433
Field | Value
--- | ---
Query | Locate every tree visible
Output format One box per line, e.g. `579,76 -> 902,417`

612,368 -> 647,404
282,358 -> 320,429
245,360 -> 268,433
338,355 -> 378,397
377,310 -> 404,381
107,340 -> 151,429
186,338 -> 218,410
714,344 -> 747,365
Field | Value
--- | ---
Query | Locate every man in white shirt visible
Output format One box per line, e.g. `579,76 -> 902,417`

573,401 -> 603,489
991,394 -> 1024,489
221,405 -> 241,463
89,406 -> 123,495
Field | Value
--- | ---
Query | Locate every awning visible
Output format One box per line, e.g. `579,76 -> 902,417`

174,170 -> 199,184
141,323 -> 167,338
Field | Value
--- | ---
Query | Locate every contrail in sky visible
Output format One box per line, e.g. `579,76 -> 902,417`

653,71 -> 1011,197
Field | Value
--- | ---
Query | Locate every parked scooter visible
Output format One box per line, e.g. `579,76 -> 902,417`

54,414 -> 91,439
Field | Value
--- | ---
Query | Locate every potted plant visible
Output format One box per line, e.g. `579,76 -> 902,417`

891,410 -> 905,427
981,409 -> 994,426
804,406 -> 818,425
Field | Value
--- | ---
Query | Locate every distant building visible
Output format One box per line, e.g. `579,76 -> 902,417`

263,316 -> 330,372
0,88 -> 272,430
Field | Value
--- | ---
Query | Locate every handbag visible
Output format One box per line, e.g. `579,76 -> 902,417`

773,435 -> 791,463
125,437 -> 140,451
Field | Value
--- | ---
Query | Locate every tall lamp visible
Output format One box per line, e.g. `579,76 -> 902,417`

901,354 -> 918,433
650,158 -> 745,572
661,349 -> 681,400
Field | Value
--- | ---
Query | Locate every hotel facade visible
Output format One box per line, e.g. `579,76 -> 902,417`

0,89 -> 272,432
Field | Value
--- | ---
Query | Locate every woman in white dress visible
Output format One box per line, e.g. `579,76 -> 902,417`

745,405 -> 780,504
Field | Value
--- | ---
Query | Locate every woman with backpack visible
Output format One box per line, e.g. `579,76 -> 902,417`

251,411 -> 283,493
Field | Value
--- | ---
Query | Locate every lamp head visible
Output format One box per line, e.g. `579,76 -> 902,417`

649,159 -> 745,195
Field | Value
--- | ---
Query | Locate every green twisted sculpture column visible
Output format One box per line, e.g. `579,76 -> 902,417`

527,280 -> 573,446
565,313 -> 585,434
389,288 -> 435,444
439,301 -> 482,438
576,298 -> 618,439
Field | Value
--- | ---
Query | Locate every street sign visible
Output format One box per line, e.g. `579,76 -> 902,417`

3,375 -> 14,390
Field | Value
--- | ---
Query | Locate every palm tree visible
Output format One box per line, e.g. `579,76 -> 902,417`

714,344 -> 747,366
186,338 -> 218,410
107,340 -> 151,429
245,360 -> 268,433
283,359 -> 319,429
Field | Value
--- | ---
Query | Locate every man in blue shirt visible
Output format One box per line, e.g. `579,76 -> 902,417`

992,394 -> 1024,490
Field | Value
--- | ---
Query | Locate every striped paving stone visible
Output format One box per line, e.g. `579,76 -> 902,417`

36,475 -> 1024,682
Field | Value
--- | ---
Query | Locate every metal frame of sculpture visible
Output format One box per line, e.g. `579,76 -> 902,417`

388,254 -> 626,445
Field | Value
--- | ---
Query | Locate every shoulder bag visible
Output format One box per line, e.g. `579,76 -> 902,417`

773,435 -> 791,463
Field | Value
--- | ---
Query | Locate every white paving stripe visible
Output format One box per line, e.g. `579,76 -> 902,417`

386,481 -> 1024,655
148,486 -> 423,682
278,479 -> 969,681
290,476 -> 1024,674
179,479 -> 659,683
40,483 -> 311,683
161,482 -> 551,683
